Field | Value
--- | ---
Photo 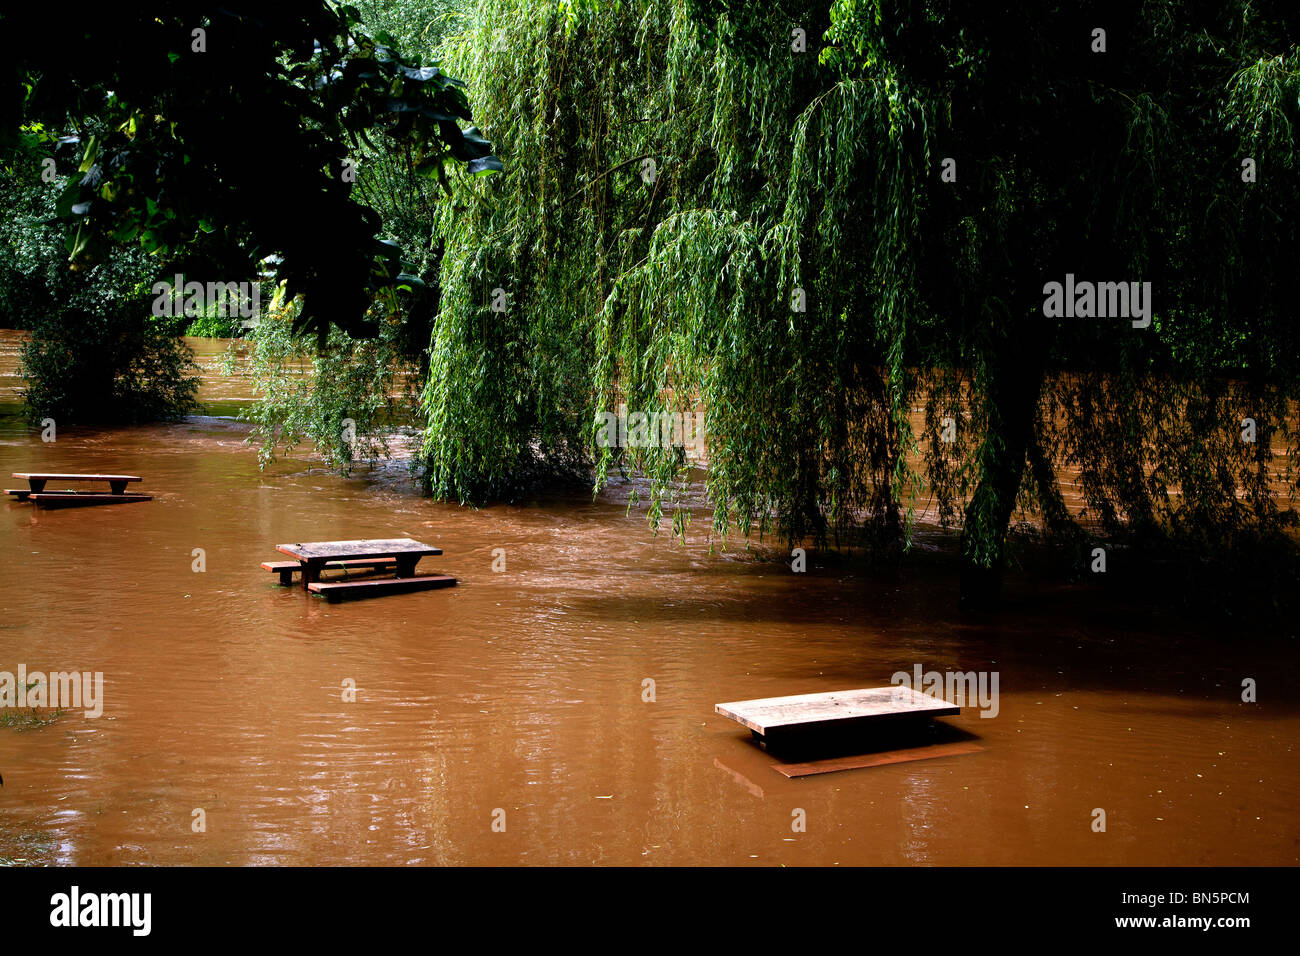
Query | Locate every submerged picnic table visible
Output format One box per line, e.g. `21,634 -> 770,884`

716,686 -> 978,775
7,473 -> 151,507
716,686 -> 959,741
268,538 -> 455,600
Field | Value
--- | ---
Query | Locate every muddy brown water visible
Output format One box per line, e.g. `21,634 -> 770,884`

0,329 -> 1296,865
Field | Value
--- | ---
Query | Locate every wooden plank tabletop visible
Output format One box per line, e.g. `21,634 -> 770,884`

13,473 -> 141,482
276,538 -> 442,561
716,686 -> 959,736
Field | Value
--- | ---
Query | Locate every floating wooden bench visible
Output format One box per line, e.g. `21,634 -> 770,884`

306,575 -> 457,601
261,557 -> 397,586
716,686 -> 959,745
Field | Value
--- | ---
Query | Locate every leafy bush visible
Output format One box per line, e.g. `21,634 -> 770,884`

1,152 -> 201,423
20,305 -> 201,424
230,294 -> 421,474
184,307 -> 243,338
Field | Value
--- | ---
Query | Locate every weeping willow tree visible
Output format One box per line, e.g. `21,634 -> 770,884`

424,0 -> 1300,608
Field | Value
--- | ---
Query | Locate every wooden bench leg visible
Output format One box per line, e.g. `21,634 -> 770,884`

394,555 -> 419,578
109,480 -> 127,495
28,479 -> 46,493
278,568 -> 295,586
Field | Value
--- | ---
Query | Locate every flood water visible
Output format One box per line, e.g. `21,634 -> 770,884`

1,329 -> 1296,865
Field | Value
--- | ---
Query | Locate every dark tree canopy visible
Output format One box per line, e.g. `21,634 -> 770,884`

0,1 -> 500,340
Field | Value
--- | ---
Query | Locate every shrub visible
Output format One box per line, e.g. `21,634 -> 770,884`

231,295 -> 421,474
2,155 -> 201,423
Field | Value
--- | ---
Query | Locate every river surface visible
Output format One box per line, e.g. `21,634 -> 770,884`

0,329 -> 1296,865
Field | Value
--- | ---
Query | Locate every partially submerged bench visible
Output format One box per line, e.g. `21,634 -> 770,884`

308,575 -> 456,601
7,473 -> 151,507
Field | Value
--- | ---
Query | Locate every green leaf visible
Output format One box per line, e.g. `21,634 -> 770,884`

401,65 -> 441,81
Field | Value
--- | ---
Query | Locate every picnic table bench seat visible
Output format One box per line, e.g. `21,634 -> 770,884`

261,557 -> 398,586
307,575 -> 457,601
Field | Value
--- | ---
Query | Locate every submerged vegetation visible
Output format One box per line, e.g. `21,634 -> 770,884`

0,707 -> 65,731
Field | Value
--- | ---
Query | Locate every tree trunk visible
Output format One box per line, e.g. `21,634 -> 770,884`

959,347 -> 1047,611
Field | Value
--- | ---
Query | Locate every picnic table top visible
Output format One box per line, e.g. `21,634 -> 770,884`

715,686 -> 959,735
276,538 -> 442,562
13,473 -> 142,482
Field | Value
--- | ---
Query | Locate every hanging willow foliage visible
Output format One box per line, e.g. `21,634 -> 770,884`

423,0 -> 1300,598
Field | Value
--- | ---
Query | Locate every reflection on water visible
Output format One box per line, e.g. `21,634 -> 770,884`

187,335 -> 259,414
0,329 -> 1296,865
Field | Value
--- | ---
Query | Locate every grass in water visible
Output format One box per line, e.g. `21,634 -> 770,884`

0,831 -> 57,866
0,708 -> 65,731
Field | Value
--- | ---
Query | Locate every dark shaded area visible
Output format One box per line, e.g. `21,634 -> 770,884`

0,2 -> 499,341
751,716 -> 979,762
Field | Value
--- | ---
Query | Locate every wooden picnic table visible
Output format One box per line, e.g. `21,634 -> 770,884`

12,473 -> 142,495
275,538 -> 444,590
7,472 -> 151,507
